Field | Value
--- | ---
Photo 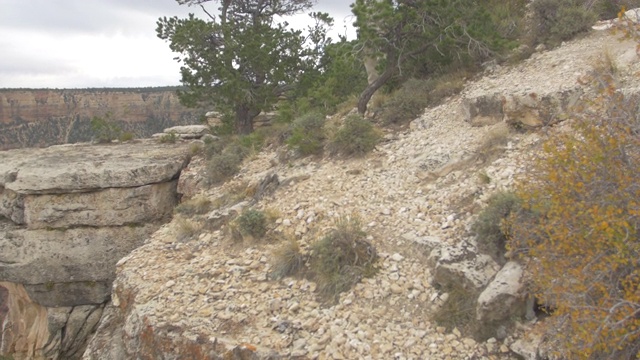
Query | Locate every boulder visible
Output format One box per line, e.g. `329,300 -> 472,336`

0,141 -> 190,194
428,241 -> 500,291
461,93 -> 504,127
476,262 -> 529,338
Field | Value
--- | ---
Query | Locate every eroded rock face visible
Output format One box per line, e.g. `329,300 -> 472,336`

0,140 -> 194,359
0,89 -> 204,150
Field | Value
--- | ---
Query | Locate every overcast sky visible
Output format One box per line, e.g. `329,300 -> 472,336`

0,0 -> 356,89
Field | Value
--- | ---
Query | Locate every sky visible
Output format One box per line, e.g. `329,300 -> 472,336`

0,0 -> 356,89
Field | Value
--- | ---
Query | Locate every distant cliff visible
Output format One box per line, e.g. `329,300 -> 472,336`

0,88 -> 204,150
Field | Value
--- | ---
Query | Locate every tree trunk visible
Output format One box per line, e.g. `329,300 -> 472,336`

357,65 -> 396,115
235,104 -> 259,135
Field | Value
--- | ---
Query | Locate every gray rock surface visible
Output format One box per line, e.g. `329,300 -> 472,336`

0,139 -> 195,359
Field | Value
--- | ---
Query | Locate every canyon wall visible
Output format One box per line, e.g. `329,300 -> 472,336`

0,140 -> 197,359
0,88 -> 204,150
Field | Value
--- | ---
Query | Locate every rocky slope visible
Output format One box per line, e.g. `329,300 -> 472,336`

0,88 -> 203,150
0,136 -> 205,359
82,29 -> 639,359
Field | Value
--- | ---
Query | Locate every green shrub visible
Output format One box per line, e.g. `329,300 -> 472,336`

270,239 -> 307,280
379,76 -> 465,125
594,0 -> 640,20
329,115 -> 381,157
286,112 -> 326,156
531,0 -> 597,46
309,216 -> 377,302
206,151 -> 243,185
91,113 -> 122,143
236,209 -> 268,239
471,192 -> 522,265
159,131 -> 178,144
119,132 -> 135,142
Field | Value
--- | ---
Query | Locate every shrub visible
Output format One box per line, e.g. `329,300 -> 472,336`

432,282 -> 479,335
530,0 -> 597,46
90,113 -> 122,143
159,131 -> 178,144
286,112 -> 326,156
119,131 -> 135,142
175,216 -> 200,242
309,216 -> 377,302
379,79 -> 432,125
236,209 -> 267,239
476,123 -> 511,162
270,239 -> 307,280
206,151 -> 243,185
175,196 -> 212,216
471,192 -> 522,265
329,115 -> 381,157
508,72 -> 640,358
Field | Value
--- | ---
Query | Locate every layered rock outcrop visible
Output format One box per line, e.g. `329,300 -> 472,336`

0,140 -> 196,359
0,88 -> 204,150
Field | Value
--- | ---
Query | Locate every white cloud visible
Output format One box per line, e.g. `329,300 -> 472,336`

0,0 -> 355,89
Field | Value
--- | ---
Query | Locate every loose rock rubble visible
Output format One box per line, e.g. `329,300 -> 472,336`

84,27 -> 640,359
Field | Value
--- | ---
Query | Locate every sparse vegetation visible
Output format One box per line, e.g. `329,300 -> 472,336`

175,196 -> 212,216
476,123 -> 511,162
471,191 -> 522,265
530,0 -> 597,46
206,150 -> 243,185
159,131 -> 179,144
309,216 -> 377,302
432,282 -> 479,335
119,131 -> 135,142
175,216 -> 201,242
286,112 -> 325,156
329,115 -> 381,157
91,113 -> 122,143
236,209 -> 268,239
270,238 -> 306,280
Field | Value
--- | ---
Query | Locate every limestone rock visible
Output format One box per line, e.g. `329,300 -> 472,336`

428,241 -> 500,290
163,125 -> 210,139
0,225 -> 156,306
22,181 -> 177,229
476,261 -> 526,323
461,94 -> 504,127
0,141 -> 191,194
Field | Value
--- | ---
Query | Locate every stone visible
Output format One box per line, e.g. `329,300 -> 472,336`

428,241 -> 500,290
0,141 -> 191,194
476,262 -> 527,324
460,94 -> 504,127
163,125 -> 210,138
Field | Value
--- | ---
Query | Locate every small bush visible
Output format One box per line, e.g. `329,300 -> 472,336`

379,79 -> 432,125
476,124 -> 511,162
206,151 -> 243,185
91,113 -> 122,143
159,131 -> 179,144
329,115 -> 381,157
175,196 -> 212,216
236,209 -> 267,239
471,192 -> 522,265
175,216 -> 200,242
270,239 -> 307,280
309,216 -> 377,302
119,132 -> 135,142
432,282 -> 479,335
530,0 -> 597,46
286,112 -> 326,156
